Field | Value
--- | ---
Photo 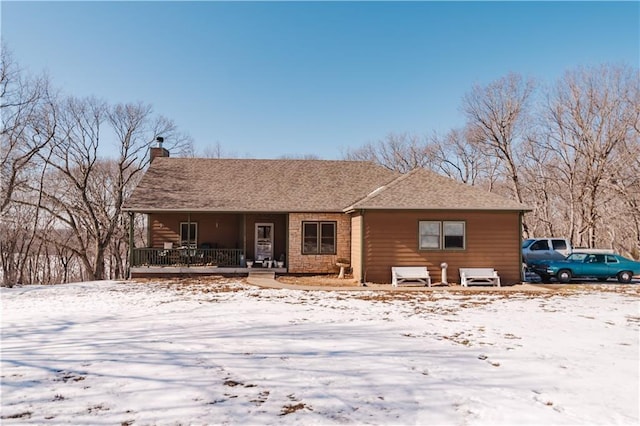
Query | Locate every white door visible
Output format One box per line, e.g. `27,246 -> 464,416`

255,223 -> 274,261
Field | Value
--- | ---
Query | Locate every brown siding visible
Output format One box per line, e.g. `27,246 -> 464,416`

149,213 -> 243,249
288,213 -> 351,274
350,213 -> 362,281
362,210 -> 522,284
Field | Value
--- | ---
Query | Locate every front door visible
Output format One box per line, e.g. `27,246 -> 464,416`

255,223 -> 274,262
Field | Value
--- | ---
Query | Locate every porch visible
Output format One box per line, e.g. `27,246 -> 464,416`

130,247 -> 286,278
140,212 -> 287,264
132,247 -> 246,268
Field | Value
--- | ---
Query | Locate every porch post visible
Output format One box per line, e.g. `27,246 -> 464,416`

285,214 -> 289,269
242,214 -> 247,261
128,212 -> 135,277
187,212 -> 191,266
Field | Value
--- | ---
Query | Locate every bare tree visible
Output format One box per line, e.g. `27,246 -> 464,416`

0,46 -> 56,214
429,126 -> 500,188
30,98 -> 193,281
0,48 -> 59,286
462,73 -> 535,201
343,132 -> 432,172
539,64 -> 639,249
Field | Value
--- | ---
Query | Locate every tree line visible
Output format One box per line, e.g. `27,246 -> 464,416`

344,66 -> 640,259
1,48 -> 193,286
2,44 -> 638,286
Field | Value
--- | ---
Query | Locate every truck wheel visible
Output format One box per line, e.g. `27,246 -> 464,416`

557,269 -> 572,283
617,271 -> 633,284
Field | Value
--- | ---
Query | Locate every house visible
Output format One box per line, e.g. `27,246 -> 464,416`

122,146 -> 530,284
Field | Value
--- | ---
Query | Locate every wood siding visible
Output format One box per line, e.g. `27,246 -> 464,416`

149,213 -> 243,249
362,210 -> 522,284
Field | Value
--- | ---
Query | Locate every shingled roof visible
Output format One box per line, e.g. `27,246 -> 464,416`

123,158 -> 399,212
123,158 -> 529,213
344,168 -> 530,211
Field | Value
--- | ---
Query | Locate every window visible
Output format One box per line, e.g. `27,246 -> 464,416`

302,221 -> 336,254
552,239 -> 567,250
419,221 -> 465,250
443,221 -> 465,249
530,240 -> 549,251
419,221 -> 441,249
180,222 -> 197,246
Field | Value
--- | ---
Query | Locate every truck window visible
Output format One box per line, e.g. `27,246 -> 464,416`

530,240 -> 549,251
552,240 -> 567,250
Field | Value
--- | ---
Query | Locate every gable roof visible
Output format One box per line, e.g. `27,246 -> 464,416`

344,168 -> 530,211
123,158 -> 530,213
123,158 -> 399,212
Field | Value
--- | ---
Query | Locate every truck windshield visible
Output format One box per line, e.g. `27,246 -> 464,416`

522,239 -> 535,249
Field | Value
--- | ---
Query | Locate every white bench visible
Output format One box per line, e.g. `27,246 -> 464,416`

459,268 -> 501,287
392,267 -> 431,287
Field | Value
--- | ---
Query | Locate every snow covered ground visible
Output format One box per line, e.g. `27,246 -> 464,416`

1,279 -> 638,425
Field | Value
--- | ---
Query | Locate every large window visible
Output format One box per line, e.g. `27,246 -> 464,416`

419,221 -> 465,250
180,222 -> 197,246
303,221 -> 336,254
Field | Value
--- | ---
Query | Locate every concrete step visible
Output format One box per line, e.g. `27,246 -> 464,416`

248,270 -> 276,279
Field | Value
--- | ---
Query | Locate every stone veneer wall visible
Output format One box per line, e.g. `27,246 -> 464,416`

288,213 -> 351,274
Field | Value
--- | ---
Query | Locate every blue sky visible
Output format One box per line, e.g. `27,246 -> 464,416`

2,1 -> 638,159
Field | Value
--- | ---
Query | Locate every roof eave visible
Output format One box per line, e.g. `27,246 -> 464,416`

122,207 -> 347,214
344,206 -> 533,212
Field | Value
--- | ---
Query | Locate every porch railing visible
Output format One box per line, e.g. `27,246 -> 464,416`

132,248 -> 244,268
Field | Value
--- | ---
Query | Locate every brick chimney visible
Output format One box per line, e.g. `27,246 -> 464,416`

150,136 -> 169,163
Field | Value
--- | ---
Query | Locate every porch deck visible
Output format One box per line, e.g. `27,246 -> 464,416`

130,265 -> 287,278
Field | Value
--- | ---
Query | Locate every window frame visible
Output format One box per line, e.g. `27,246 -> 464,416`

418,220 -> 466,251
302,221 -> 337,255
180,222 -> 198,247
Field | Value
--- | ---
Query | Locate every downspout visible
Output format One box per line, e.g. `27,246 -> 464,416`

519,211 -> 524,283
360,209 -> 366,285
285,214 -> 290,270
128,212 -> 135,278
